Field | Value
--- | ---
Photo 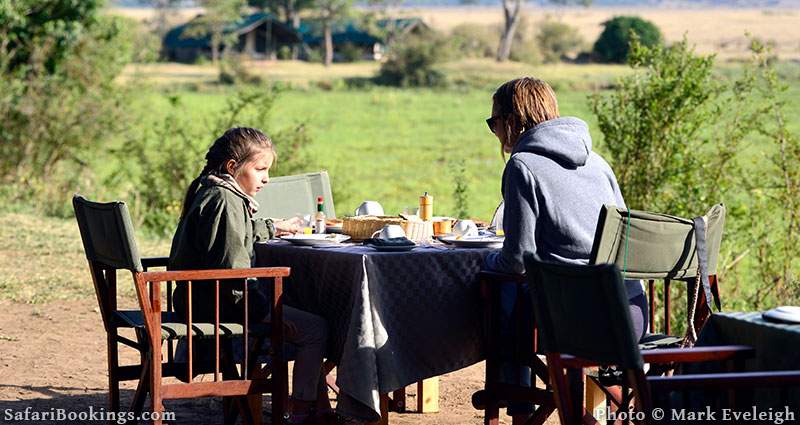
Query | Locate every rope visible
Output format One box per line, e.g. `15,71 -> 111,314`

622,208 -> 631,277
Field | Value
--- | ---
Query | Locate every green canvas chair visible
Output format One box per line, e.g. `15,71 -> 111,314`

525,255 -> 800,425
253,171 -> 336,220
590,203 -> 726,346
73,195 -> 289,425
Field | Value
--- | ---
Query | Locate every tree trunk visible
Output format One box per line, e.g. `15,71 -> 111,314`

211,32 -> 221,65
496,0 -> 521,62
323,20 -> 333,66
288,8 -> 300,59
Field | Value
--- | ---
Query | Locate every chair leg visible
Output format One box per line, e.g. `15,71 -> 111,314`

130,355 -> 150,416
484,402 -> 500,425
149,348 -> 163,425
108,332 -> 121,412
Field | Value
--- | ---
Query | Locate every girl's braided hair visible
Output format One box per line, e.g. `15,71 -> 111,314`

180,127 -> 275,219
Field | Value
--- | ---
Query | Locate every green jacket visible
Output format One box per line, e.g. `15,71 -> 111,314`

169,180 -> 273,322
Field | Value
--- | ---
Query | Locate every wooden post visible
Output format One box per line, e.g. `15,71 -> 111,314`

585,376 -> 606,425
416,378 -> 439,413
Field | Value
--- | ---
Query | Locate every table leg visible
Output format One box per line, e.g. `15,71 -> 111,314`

416,378 -> 439,413
366,394 -> 390,425
585,375 -> 606,425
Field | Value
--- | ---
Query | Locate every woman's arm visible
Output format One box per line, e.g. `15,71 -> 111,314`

485,158 -> 540,274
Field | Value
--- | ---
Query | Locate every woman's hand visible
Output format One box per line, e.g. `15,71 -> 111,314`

273,217 -> 304,236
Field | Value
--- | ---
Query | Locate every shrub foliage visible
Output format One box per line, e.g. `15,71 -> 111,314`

592,16 -> 662,63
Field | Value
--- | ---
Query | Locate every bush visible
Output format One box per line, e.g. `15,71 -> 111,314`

114,87 -> 313,236
339,42 -> 363,62
590,35 -> 800,308
592,16 -> 662,63
376,34 -> 446,88
507,17 -> 543,65
536,19 -> 584,63
448,23 -> 498,59
0,2 -> 133,215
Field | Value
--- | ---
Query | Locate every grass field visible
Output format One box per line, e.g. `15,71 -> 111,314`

5,58 -> 800,304
119,60 -> 636,222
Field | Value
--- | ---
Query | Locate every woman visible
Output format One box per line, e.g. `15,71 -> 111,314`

484,78 -> 648,423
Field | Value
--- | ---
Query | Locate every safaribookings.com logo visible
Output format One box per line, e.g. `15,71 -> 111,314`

3,407 -> 176,424
594,405 -> 796,424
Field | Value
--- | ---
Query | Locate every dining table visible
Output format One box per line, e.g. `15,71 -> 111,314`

695,311 -> 800,409
253,240 -> 496,422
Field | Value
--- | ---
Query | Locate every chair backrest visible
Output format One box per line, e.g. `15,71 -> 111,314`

589,204 -> 725,280
252,171 -> 336,219
73,195 -> 143,272
525,255 -> 644,370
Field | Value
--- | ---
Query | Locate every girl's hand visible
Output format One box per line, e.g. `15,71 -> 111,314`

274,217 -> 304,236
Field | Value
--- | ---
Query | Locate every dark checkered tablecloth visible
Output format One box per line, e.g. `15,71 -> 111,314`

254,241 -> 493,420
696,312 -> 800,410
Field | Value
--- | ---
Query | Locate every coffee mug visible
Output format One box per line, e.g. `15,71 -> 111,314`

355,201 -> 384,216
432,219 -> 453,236
452,219 -> 478,237
371,224 -> 406,240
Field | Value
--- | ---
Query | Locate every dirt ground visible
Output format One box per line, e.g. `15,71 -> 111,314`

0,299 -> 552,425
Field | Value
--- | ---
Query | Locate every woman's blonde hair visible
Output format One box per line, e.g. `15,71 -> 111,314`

493,77 -> 560,149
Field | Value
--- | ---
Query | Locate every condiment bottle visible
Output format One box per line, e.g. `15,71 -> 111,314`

315,196 -> 326,234
419,192 -> 433,221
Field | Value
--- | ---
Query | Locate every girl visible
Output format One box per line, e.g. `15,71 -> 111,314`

169,127 -> 329,425
484,78 -> 649,423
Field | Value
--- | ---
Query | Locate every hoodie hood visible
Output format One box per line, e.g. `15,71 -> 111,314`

511,117 -> 592,167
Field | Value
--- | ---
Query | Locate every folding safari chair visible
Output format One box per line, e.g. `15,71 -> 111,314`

73,195 -> 289,424
525,255 -> 800,425
586,203 -> 726,410
253,171 -> 336,220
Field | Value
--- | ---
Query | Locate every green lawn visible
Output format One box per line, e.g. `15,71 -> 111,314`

125,83 -> 614,221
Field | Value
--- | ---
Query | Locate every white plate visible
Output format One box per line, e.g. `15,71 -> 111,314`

438,236 -> 504,248
280,234 -> 351,246
762,306 -> 800,324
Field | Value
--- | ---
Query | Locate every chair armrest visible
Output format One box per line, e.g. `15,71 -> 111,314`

478,270 -> 526,284
140,267 -> 290,282
557,345 -> 754,369
641,345 -> 754,364
141,256 -> 170,270
648,370 -> 800,391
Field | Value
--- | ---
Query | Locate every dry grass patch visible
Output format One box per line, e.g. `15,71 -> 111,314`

0,212 -> 170,304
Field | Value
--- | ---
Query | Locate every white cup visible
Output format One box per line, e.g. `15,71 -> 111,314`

452,219 -> 479,237
355,201 -> 384,216
371,224 -> 406,240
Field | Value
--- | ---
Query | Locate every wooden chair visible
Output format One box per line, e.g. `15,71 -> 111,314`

73,195 -> 289,425
588,204 -> 725,409
471,269 -> 557,425
525,256 -> 800,425
471,204 -> 726,424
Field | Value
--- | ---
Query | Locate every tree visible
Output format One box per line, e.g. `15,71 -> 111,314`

147,0 -> 182,37
249,0 -> 313,29
314,0 -> 353,66
592,16 -> 661,63
497,0 -> 589,62
0,0 -> 132,214
192,0 -> 246,65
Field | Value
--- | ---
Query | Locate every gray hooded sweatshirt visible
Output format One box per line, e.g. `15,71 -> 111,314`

485,116 -> 643,299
